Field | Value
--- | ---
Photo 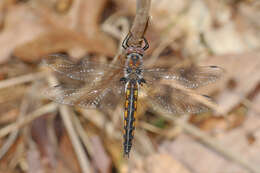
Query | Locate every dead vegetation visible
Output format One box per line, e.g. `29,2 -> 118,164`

0,0 -> 260,173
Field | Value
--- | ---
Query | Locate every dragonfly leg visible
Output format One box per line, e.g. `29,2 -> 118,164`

122,32 -> 149,51
120,77 -> 128,84
142,37 -> 149,51
122,32 -> 132,49
138,78 -> 146,86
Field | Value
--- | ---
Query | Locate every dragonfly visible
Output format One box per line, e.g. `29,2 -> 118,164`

44,33 -> 223,158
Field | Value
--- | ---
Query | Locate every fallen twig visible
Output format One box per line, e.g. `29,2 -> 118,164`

146,38 -> 175,67
139,121 -> 164,135
0,103 -> 58,138
60,106 -> 93,173
72,113 -> 95,158
0,129 -> 19,159
0,96 -> 29,159
0,71 -> 47,90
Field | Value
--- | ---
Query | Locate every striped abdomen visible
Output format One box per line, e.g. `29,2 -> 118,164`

123,81 -> 138,158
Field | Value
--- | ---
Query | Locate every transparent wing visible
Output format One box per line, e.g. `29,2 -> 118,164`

143,65 -> 224,88
142,84 -> 211,114
43,54 -> 123,82
45,72 -> 125,109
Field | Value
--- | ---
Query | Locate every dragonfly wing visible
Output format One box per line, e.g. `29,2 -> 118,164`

142,84 -> 211,114
43,54 -> 123,82
143,65 -> 224,88
45,73 -> 125,109
45,85 -> 97,108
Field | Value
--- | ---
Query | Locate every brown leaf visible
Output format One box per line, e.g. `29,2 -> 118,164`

27,141 -> 46,173
90,135 -> 112,173
31,115 -> 57,169
190,108 -> 246,133
13,0 -> 117,62
13,29 -> 113,62
0,108 -> 18,124
159,134 -> 250,173
248,90 -> 260,116
132,154 -> 191,173
0,4 -> 46,64
55,132 -> 82,173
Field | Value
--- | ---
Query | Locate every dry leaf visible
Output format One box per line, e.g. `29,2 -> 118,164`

90,135 -> 112,173
55,133 -> 82,173
27,141 -> 45,173
0,5 -> 46,64
31,116 -> 57,169
132,154 -> 191,173
159,135 -> 250,173
13,0 -> 117,62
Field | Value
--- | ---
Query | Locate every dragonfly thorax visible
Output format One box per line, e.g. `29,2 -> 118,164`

124,52 -> 144,84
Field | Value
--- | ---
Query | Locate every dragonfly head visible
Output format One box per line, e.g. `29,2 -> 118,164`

122,32 -> 149,53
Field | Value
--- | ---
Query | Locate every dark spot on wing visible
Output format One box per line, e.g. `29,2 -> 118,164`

210,66 -> 218,68
54,84 -> 61,88
202,95 -> 211,99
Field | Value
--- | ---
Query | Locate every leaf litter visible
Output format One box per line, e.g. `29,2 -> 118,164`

0,0 -> 260,173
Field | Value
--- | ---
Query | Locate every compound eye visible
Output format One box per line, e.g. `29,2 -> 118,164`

126,68 -> 132,73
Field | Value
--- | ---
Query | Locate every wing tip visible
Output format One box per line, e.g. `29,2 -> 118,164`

208,65 -> 225,73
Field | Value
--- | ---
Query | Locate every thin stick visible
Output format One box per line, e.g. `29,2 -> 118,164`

0,96 -> 29,159
139,121 -> 164,135
72,113 -> 95,158
146,38 -> 175,67
0,71 -> 47,90
0,103 -> 58,138
128,0 -> 151,46
0,129 -> 18,159
60,106 -> 93,173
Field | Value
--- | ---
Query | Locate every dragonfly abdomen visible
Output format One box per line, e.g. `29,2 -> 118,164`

123,81 -> 138,158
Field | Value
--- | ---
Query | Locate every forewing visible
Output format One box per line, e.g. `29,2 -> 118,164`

43,54 -> 123,82
142,84 -> 211,114
45,73 -> 125,109
143,65 -> 223,88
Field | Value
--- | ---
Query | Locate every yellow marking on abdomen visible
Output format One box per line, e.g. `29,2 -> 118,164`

126,89 -> 130,98
134,90 -> 138,96
124,110 -> 128,118
133,111 -> 137,119
132,121 -> 135,128
134,101 -> 137,109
